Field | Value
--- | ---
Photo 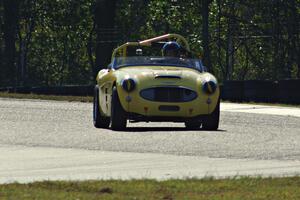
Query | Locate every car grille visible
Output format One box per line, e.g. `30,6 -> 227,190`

140,87 -> 197,102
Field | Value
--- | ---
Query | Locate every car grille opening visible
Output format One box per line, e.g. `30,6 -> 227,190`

140,87 -> 197,102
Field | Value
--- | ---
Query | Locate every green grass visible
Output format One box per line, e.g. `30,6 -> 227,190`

0,177 -> 300,200
0,92 -> 93,102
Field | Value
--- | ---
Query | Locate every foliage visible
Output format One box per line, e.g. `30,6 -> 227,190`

26,0 -> 94,86
1,0 -> 94,86
116,0 -> 300,81
0,0 -> 299,86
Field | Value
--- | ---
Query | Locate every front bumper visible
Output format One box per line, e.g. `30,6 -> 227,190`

117,86 -> 220,118
127,112 -> 212,123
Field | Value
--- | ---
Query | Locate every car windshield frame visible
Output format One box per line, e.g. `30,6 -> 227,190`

112,56 -> 206,72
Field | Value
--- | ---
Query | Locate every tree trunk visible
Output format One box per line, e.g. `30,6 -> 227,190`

94,0 -> 117,77
17,0 -> 35,86
201,0 -> 212,72
3,0 -> 19,86
87,22 -> 96,80
225,2 -> 235,80
285,1 -> 293,79
217,0 -> 225,79
0,0 -> 3,86
226,30 -> 234,80
290,0 -> 300,78
272,0 -> 285,79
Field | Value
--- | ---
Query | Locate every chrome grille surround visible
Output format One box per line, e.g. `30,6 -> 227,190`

140,86 -> 197,102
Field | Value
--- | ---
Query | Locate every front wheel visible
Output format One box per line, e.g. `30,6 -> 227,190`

110,86 -> 127,130
93,85 -> 110,128
202,99 -> 220,130
185,120 -> 201,130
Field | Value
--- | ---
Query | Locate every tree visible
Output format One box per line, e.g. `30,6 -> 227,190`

0,0 -> 299,87
2,0 -> 19,86
0,0 -> 3,84
17,0 -> 37,86
94,0 -> 117,76
201,0 -> 212,72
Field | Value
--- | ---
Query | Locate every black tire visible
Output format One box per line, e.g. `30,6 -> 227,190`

202,98 -> 220,131
93,85 -> 110,128
111,86 -> 127,130
185,120 -> 201,130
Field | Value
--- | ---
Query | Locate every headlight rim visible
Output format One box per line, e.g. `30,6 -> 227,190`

202,80 -> 217,95
121,78 -> 136,92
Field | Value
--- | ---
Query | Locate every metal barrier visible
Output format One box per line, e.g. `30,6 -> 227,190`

1,80 -> 300,104
222,81 -> 244,102
243,80 -> 278,103
221,79 -> 300,104
278,79 -> 300,104
0,85 -> 94,96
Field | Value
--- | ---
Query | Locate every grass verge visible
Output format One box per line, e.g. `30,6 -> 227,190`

0,177 -> 300,200
0,92 -> 93,102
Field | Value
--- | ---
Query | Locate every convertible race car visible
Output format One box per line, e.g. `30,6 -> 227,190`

93,34 -> 220,130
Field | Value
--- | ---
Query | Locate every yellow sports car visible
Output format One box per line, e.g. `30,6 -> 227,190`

93,34 -> 220,130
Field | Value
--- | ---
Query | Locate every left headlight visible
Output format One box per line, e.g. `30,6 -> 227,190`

121,78 -> 136,92
202,81 -> 217,95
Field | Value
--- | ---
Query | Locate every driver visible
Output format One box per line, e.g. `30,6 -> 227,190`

162,41 -> 181,57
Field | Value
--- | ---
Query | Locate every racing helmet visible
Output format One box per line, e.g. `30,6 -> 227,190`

162,41 -> 181,57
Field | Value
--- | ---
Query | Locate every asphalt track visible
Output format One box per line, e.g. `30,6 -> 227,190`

0,98 -> 300,183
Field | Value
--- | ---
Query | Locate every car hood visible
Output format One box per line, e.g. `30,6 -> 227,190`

114,66 -> 217,89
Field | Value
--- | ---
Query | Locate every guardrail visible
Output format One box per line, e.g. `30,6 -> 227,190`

221,79 -> 300,104
0,85 -> 94,96
0,79 -> 299,104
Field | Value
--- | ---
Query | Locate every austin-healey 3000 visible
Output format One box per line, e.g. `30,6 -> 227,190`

93,34 -> 220,130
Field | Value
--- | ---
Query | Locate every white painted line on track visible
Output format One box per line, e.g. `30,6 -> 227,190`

221,103 -> 300,118
0,145 -> 299,184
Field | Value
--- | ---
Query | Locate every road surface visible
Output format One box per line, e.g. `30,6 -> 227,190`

0,98 -> 299,183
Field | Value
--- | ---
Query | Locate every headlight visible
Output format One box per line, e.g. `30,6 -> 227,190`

202,81 -> 217,95
121,78 -> 136,92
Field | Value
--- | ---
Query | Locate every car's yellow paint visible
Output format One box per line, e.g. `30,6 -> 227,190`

96,66 -> 219,118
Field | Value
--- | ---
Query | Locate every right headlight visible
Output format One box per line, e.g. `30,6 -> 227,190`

121,78 -> 136,92
202,80 -> 217,95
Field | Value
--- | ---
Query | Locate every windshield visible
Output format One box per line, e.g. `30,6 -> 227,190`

112,56 -> 206,72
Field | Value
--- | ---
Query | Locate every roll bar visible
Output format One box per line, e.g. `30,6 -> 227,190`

111,34 -> 191,62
